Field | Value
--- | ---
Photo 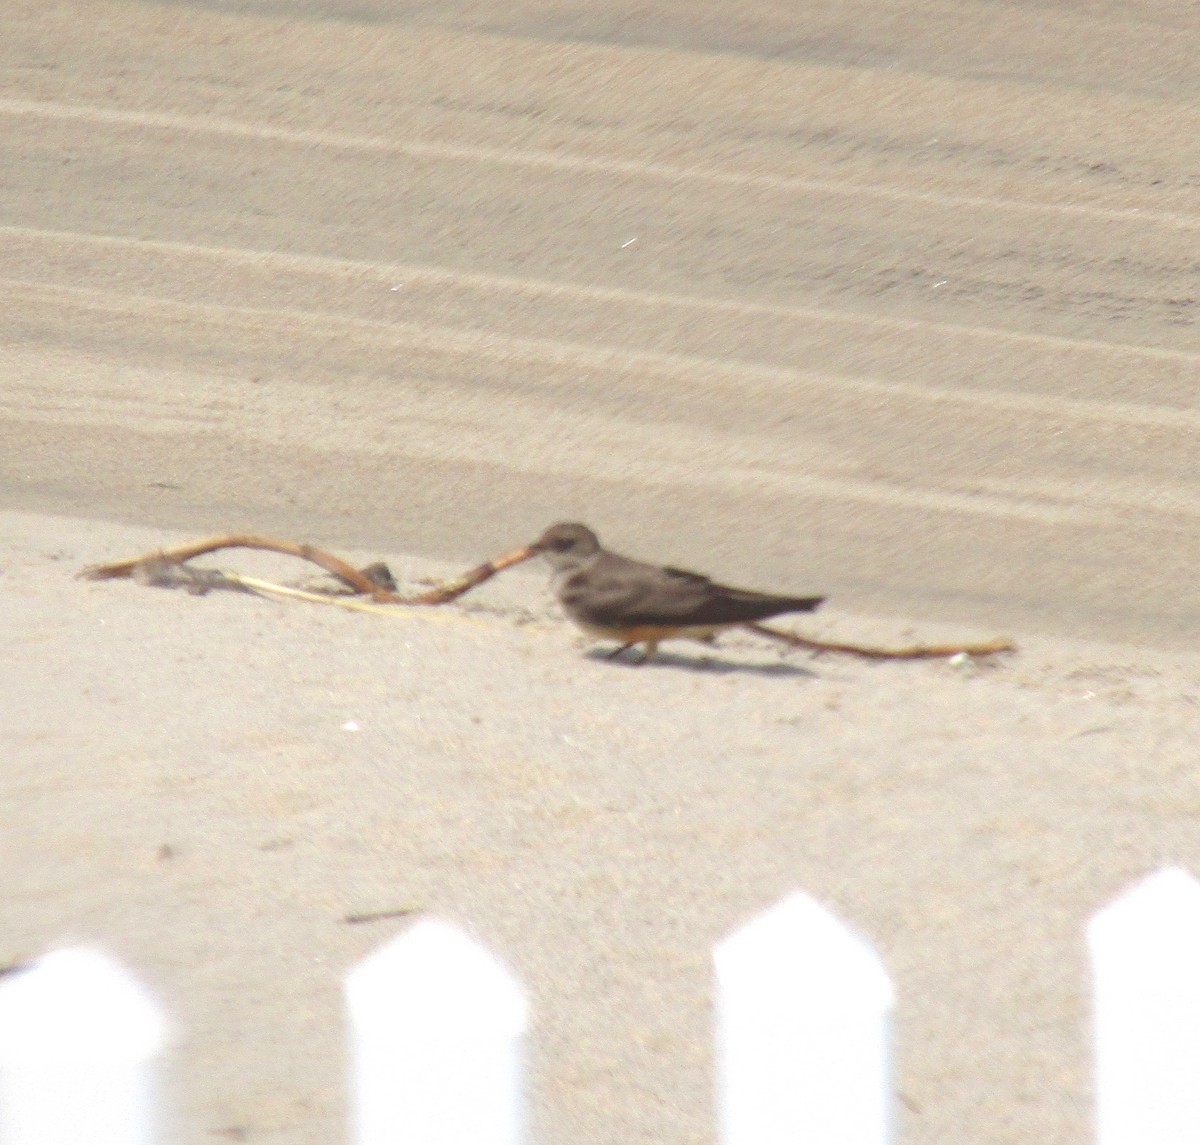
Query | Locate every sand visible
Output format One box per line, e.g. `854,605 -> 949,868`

6,508 -> 1200,1143
5,0 -> 1200,1139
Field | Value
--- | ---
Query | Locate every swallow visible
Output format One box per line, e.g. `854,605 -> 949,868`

529,522 -> 824,662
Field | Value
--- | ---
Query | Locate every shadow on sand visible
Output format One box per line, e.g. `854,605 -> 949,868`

583,645 -> 819,679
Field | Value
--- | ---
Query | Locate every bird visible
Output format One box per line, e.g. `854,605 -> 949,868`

528,522 -> 824,662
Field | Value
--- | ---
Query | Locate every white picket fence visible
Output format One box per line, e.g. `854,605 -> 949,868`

0,866 -> 1196,1144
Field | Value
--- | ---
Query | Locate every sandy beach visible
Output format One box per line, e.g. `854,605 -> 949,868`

6,508 -> 1200,1142
4,0 -> 1200,1139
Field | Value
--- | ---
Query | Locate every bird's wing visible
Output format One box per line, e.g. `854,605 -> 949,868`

561,554 -> 823,628
559,556 -> 718,628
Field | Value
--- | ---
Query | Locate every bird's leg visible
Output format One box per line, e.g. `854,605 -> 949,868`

607,642 -> 638,660
606,640 -> 658,664
638,640 -> 659,664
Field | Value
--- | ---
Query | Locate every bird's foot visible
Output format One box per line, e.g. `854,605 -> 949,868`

606,642 -> 652,665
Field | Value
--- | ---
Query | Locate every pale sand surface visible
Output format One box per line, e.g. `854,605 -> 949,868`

4,0 -> 1200,649
6,508 -> 1200,1144
4,0 -> 1200,1141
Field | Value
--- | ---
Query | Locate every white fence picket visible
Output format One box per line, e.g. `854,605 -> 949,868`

714,891 -> 894,1145
0,948 -> 165,1145
9,872 -> 1200,1143
346,918 -> 528,1145
1089,867 -> 1200,1145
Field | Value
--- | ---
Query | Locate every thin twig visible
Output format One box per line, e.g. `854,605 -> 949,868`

81,534 -> 390,595
80,534 -> 1014,660
408,546 -> 535,604
79,535 -> 536,605
747,622 -> 1015,660
343,907 -> 420,925
234,575 -> 429,614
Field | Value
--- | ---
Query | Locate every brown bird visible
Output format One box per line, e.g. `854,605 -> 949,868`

528,522 -> 824,662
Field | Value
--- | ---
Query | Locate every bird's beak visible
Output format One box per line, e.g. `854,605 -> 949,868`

495,544 -> 538,567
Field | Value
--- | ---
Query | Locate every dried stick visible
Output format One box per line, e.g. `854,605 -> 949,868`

408,546 -> 535,604
81,535 -> 387,595
747,622 -> 1015,660
229,576 -> 423,613
79,534 -> 1015,659
343,907 -> 420,925
79,535 -> 536,606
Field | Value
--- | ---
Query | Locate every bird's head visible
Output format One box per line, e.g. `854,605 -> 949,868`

529,522 -> 602,571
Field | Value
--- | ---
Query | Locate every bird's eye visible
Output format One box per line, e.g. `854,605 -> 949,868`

553,536 -> 573,551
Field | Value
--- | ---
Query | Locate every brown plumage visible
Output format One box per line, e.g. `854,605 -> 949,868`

529,522 -> 824,662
